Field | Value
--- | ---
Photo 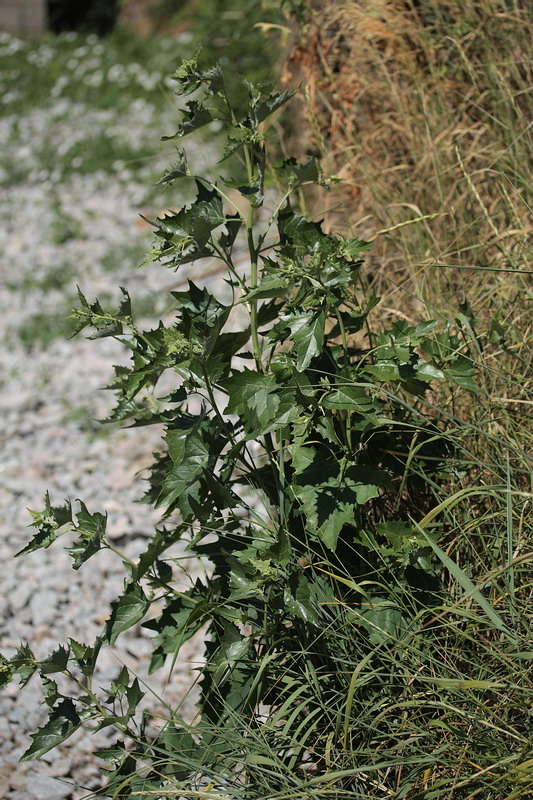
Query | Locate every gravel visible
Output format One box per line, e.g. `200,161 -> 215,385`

0,73 -> 234,797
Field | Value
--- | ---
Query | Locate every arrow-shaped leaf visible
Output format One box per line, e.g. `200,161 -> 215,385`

20,699 -> 93,761
104,583 -> 150,646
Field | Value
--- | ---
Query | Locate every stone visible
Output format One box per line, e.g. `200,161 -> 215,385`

10,770 -> 73,800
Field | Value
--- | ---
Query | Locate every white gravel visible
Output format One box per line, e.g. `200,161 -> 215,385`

0,72 -> 234,798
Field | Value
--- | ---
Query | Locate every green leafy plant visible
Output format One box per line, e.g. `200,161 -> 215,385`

4,54 -> 529,799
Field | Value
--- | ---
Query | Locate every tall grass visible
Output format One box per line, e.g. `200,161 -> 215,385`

285,0 -> 533,572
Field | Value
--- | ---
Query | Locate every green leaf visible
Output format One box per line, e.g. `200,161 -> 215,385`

291,447 -> 391,549
244,271 -> 289,301
17,494 -> 72,557
171,279 -> 230,333
276,156 -> 326,188
269,309 -> 325,371
66,502 -> 107,569
68,637 -> 101,677
20,699 -> 91,761
221,127 -> 257,161
162,100 -> 213,140
41,676 -> 60,707
157,423 -> 211,509
284,573 -> 320,625
414,361 -> 445,380
356,598 -> 406,645
292,310 -> 326,371
16,522 -> 58,558
171,49 -> 203,93
364,362 -> 401,382
249,86 -> 295,124
444,356 -> 478,393
40,645 -> 69,675
126,678 -> 145,716
9,643 -> 38,687
170,51 -> 223,96
320,384 -> 376,413
151,182 -> 226,266
110,666 -> 129,697
376,520 -> 418,550
132,527 -> 184,581
277,205 -> 325,252
157,149 -> 191,184
341,236 -> 372,260
155,725 -> 197,780
223,369 -> 300,436
143,595 -> 209,672
0,654 -> 14,688
72,287 -> 132,340
211,623 -> 251,687
104,583 -> 150,646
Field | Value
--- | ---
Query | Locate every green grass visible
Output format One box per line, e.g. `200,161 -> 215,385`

0,28 -> 189,186
0,28 -> 179,117
17,308 -> 77,349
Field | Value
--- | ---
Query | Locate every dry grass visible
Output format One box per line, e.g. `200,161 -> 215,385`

284,1 -> 532,284
284,0 -> 533,462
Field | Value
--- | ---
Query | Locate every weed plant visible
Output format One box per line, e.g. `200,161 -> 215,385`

2,47 -> 532,800
150,0 -> 286,87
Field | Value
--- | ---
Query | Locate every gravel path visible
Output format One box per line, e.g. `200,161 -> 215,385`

0,88 -> 232,798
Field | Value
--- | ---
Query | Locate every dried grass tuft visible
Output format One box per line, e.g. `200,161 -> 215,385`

284,1 -> 533,301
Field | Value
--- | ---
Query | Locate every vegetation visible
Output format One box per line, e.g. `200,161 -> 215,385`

285,0 -> 532,319
149,0 -> 286,84
0,29 -> 180,188
1,1 -> 532,798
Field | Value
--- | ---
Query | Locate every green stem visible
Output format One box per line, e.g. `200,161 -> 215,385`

335,308 -> 352,452
244,145 -> 263,372
103,541 -> 137,568
66,671 -> 131,734
278,437 -> 286,529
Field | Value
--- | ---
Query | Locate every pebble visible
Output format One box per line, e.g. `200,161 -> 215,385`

10,771 -> 73,800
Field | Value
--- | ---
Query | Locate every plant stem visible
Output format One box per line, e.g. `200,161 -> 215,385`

336,307 -> 352,452
104,541 -> 136,568
244,144 -> 263,372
